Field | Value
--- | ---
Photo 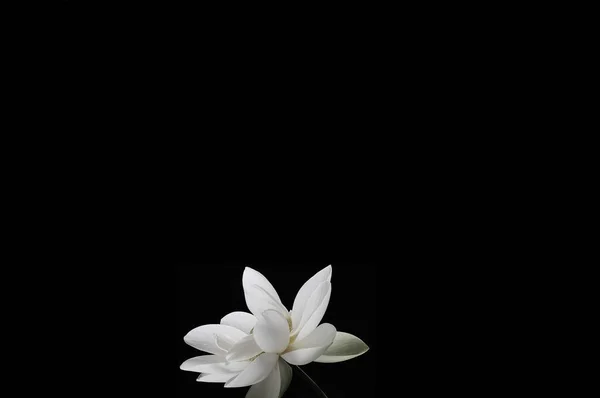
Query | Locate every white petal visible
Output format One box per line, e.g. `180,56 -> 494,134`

253,310 -> 290,354
221,311 -> 257,334
214,333 -> 236,352
245,361 -> 281,398
225,353 -> 279,388
180,355 -> 224,372
291,265 -> 332,331
184,324 -> 247,355
251,284 -> 289,315
314,332 -> 369,363
243,268 -> 283,303
197,373 -> 237,383
226,335 -> 263,362
282,347 -> 326,365
281,323 -> 336,365
243,267 -> 289,317
217,361 -> 250,373
277,358 -> 292,398
294,282 -> 331,341
180,355 -> 249,373
293,323 -> 337,349
293,281 -> 329,334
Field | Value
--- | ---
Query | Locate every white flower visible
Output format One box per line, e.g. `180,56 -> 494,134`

181,265 -> 369,397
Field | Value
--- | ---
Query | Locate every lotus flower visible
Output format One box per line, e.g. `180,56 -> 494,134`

180,265 -> 369,397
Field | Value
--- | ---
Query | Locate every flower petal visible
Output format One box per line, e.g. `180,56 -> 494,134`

224,353 -> 279,388
253,310 -> 290,354
245,360 -> 281,398
226,335 -> 263,362
216,361 -> 249,373
294,281 -> 331,341
250,285 -> 289,315
243,267 -> 288,317
282,346 -> 325,365
180,355 -> 224,372
281,323 -> 336,365
197,373 -> 237,383
292,323 -> 337,349
291,265 -> 332,331
293,281 -> 329,334
314,332 -> 369,363
181,355 -> 249,373
184,324 -> 247,355
214,333 -> 236,352
277,358 -> 292,398
221,311 -> 257,334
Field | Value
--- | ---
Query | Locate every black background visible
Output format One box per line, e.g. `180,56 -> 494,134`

177,263 -> 379,397
23,249 -> 496,397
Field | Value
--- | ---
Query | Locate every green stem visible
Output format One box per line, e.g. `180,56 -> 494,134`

294,366 -> 328,398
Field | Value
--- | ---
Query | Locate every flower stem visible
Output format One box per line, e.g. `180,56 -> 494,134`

294,366 -> 329,398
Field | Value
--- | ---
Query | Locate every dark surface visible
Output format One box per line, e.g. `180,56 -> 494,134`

177,264 -> 378,397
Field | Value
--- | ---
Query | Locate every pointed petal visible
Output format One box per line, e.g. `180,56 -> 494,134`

278,358 -> 292,398
226,335 -> 263,362
293,281 -> 329,334
221,311 -> 257,334
225,353 -> 279,388
243,268 -> 283,303
294,281 -> 332,341
214,333 -> 236,352
215,361 -> 249,373
291,265 -> 332,331
180,355 -> 224,372
180,355 -> 249,373
184,324 -> 247,355
293,323 -> 337,349
245,361 -> 281,398
281,323 -> 336,365
253,310 -> 290,354
282,346 -> 327,365
251,284 -> 289,315
314,332 -> 369,363
243,267 -> 289,317
197,373 -> 237,383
